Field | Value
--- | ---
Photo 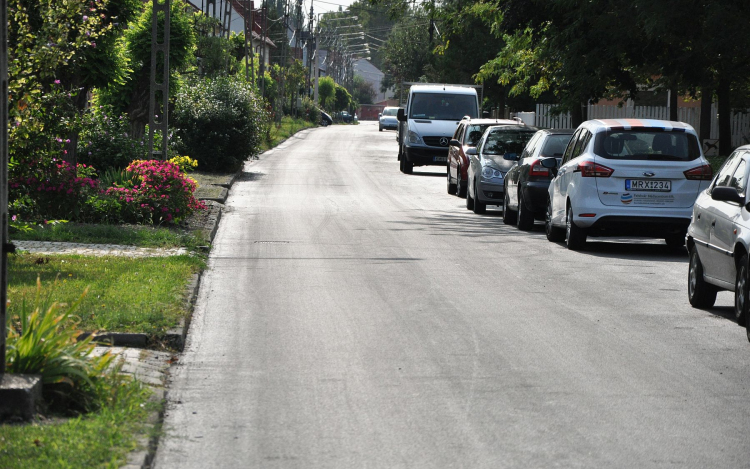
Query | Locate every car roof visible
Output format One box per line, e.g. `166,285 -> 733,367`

410,85 -> 477,95
462,118 -> 522,126
736,144 -> 750,152
486,124 -> 537,132
584,118 -> 697,134
538,128 -> 575,135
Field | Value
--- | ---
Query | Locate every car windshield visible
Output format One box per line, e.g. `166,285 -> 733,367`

483,129 -> 536,155
465,124 -> 491,146
541,134 -> 573,157
594,130 -> 701,161
382,108 -> 398,116
410,93 -> 478,120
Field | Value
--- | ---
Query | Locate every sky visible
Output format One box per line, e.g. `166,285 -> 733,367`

304,0 -> 360,16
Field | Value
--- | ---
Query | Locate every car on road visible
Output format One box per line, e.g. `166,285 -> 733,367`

503,128 -> 575,230
465,125 -> 537,214
340,111 -> 353,123
686,145 -> 750,339
545,119 -> 713,250
447,117 -> 524,197
320,111 -> 333,127
379,107 -> 399,131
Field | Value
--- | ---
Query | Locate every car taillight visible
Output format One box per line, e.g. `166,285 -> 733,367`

529,159 -> 549,177
684,164 -> 713,180
576,161 -> 614,177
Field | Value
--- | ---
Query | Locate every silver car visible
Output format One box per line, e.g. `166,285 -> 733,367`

465,125 -> 536,214
686,144 -> 750,341
379,107 -> 399,131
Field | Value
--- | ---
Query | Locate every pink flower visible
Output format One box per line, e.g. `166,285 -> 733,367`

54,79 -> 60,84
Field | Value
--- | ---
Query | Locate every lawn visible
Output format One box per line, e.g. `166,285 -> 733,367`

260,115 -> 317,151
7,253 -> 204,336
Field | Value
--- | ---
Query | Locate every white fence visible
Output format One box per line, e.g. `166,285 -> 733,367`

535,103 -> 750,149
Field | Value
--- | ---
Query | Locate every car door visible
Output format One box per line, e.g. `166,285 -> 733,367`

710,155 -> 749,283
699,152 -> 741,280
553,129 -> 589,223
550,129 -> 580,223
508,132 -> 541,209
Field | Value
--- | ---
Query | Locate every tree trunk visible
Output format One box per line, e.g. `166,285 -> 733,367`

571,101 -> 587,128
669,84 -> 678,121
699,86 -> 712,143
717,77 -> 732,156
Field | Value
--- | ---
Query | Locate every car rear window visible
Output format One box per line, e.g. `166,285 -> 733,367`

483,129 -> 536,155
465,124 -> 491,146
594,130 -> 701,161
540,134 -> 573,157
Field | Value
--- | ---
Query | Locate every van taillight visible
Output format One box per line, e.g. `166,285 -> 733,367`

684,164 -> 713,180
529,159 -> 549,177
576,161 -> 613,177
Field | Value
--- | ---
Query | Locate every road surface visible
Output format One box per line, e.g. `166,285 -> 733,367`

154,121 -> 750,468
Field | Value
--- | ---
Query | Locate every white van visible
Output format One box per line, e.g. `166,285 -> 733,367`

397,84 -> 480,174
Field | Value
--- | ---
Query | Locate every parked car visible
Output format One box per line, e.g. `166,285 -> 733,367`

340,111 -> 353,123
465,125 -> 537,214
320,111 -> 333,127
503,128 -> 575,229
686,145 -> 750,339
447,117 -> 524,197
545,119 -> 713,250
379,107 -> 399,131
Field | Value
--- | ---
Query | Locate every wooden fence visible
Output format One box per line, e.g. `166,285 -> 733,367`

535,103 -> 750,149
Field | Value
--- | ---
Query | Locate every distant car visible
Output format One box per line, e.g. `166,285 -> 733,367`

320,111 -> 333,126
465,125 -> 537,214
503,128 -> 574,230
379,107 -> 399,132
545,119 -> 713,250
686,145 -> 750,340
340,111 -> 353,123
447,117 -> 524,197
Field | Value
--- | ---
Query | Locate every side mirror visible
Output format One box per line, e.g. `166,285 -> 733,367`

503,153 -> 519,161
449,139 -> 460,147
540,157 -> 558,169
397,108 -> 406,122
466,147 -> 478,156
711,186 -> 745,204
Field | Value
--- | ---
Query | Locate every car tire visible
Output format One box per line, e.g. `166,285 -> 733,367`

399,152 -> 405,173
503,191 -> 517,225
379,125 -> 383,132
735,255 -> 750,325
688,246 -> 717,309
403,151 -> 413,174
466,181 -> 475,210
447,165 -> 457,195
545,199 -> 565,242
517,191 -> 534,231
565,205 -> 587,250
472,179 -> 486,214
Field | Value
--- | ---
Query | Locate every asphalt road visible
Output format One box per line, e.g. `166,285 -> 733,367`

154,121 -> 750,468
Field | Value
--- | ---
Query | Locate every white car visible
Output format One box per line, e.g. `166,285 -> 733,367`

545,119 -> 713,250
379,107 -> 399,131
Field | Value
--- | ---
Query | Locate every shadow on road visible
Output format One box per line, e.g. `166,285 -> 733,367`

408,170 -> 444,177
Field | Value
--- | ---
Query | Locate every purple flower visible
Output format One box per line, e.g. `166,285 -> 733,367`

54,79 -> 61,84
91,42 -> 96,48
83,15 -> 88,21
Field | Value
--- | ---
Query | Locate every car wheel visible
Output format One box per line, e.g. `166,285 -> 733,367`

399,152 -> 405,173
379,125 -> 383,132
688,246 -> 717,309
517,191 -> 534,231
466,180 -> 475,210
503,191 -> 516,225
735,255 -> 750,325
545,199 -> 565,242
472,179 -> 486,214
403,152 -> 413,174
447,165 -> 457,195
565,205 -> 587,250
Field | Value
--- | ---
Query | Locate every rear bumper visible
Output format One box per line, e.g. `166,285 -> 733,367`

586,215 -> 690,237
521,180 -> 552,215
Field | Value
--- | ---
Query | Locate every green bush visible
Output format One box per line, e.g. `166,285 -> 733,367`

172,76 -> 269,172
78,105 -> 149,171
300,96 -> 322,123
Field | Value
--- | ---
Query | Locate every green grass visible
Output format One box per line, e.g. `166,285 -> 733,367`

0,377 -> 156,469
10,223 -> 205,250
707,155 -> 729,173
261,116 -> 317,151
8,253 -> 205,335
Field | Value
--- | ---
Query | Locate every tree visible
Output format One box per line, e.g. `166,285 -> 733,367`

379,9 -> 431,96
349,75 -> 375,105
318,76 -> 335,110
333,84 -> 353,112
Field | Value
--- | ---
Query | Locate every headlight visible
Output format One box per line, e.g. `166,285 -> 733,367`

481,165 -> 504,180
407,130 -> 422,144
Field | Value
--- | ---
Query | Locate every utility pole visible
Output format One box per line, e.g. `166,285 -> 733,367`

260,0 -> 266,98
0,0 -> 9,375
148,0 -> 170,160
308,2 -> 314,98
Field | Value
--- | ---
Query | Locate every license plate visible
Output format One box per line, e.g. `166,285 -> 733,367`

433,156 -> 447,162
625,179 -> 671,192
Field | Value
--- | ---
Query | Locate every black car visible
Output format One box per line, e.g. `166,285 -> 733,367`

502,128 -> 574,229
320,111 -> 333,126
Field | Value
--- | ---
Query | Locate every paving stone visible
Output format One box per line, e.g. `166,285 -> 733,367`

14,241 -> 188,257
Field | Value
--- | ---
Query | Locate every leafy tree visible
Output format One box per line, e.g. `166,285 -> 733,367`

379,9 -> 430,96
348,75 -> 375,105
318,76 -> 335,110
334,84 -> 353,112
